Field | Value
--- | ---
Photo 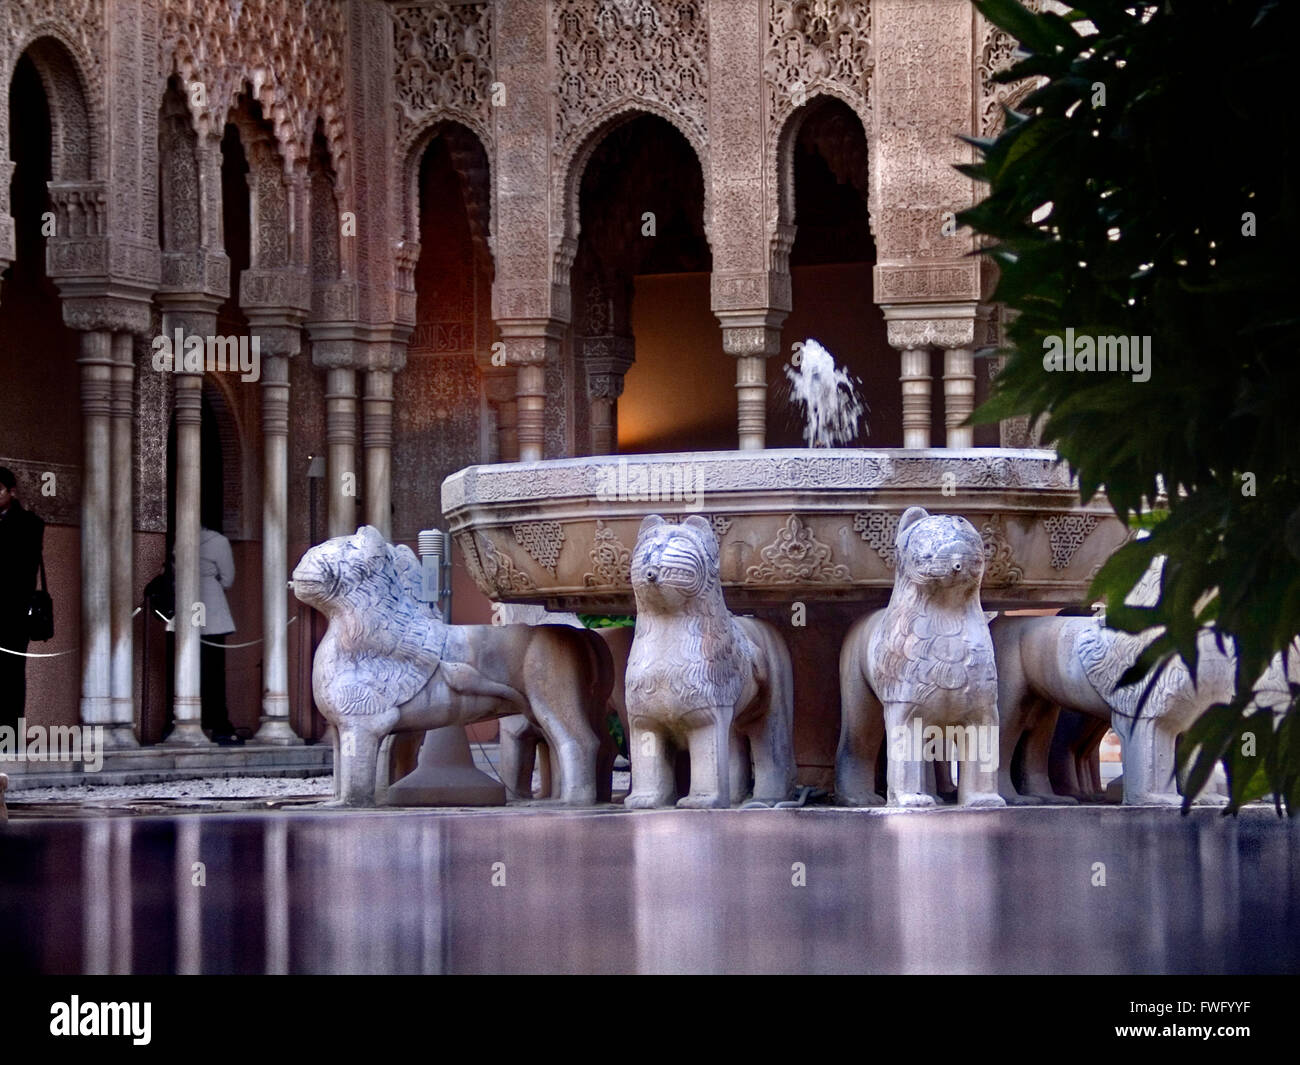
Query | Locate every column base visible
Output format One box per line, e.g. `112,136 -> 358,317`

163,722 -> 213,747
253,717 -> 303,746
102,725 -> 139,750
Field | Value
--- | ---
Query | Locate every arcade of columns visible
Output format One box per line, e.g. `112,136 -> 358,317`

0,0 -> 1031,745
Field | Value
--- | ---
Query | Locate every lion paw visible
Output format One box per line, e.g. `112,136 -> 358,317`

677,793 -> 729,810
623,791 -> 669,810
962,793 -> 1007,809
1002,792 -> 1041,806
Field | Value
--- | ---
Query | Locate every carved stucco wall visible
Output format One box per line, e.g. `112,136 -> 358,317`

392,0 -> 495,266
765,0 -> 874,245
870,0 -> 979,308
160,0 -> 347,181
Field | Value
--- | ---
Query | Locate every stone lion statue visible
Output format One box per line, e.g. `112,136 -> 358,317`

836,507 -> 1004,808
624,515 -> 794,809
992,558 -> 1298,805
292,526 -> 614,806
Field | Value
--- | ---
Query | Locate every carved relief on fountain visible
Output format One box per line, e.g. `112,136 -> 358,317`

444,451 -> 1126,611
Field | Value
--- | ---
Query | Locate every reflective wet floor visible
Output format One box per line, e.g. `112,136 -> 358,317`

2,806 -> 1297,974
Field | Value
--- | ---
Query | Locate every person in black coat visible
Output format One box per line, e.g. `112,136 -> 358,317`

0,467 -> 46,730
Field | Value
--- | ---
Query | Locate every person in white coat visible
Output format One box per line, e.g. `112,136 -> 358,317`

197,524 -> 241,743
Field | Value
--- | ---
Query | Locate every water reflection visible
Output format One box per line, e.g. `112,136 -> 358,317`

1,807 -> 1296,974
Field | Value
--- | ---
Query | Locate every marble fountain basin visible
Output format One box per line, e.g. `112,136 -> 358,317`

441,448 -> 1129,613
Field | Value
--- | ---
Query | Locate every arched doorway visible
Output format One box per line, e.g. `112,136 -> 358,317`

771,95 -> 896,446
569,113 -> 714,454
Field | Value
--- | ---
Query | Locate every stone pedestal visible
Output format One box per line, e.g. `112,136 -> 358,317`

384,726 -> 506,806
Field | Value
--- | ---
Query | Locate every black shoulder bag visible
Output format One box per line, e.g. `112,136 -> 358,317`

28,556 -> 54,642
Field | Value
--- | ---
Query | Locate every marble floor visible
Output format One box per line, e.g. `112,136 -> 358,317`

1,804 -> 1296,974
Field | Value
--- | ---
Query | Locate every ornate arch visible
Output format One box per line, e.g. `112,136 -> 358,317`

226,93 -> 292,272
772,89 -> 873,234
400,118 -> 494,272
554,101 -> 713,277
161,0 -> 348,187
763,1 -> 875,260
8,31 -> 101,184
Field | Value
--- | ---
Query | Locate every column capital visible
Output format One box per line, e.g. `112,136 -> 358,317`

157,292 -> 223,341
56,289 -> 155,336
718,315 -> 785,359
581,334 -> 635,377
482,367 -> 517,405
496,321 -> 564,367
160,250 -> 230,300
305,321 -> 411,373
881,302 -> 979,351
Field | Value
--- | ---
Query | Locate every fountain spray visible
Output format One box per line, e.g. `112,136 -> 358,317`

784,338 -> 866,447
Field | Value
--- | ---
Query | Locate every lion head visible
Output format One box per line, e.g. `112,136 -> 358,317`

894,507 -> 985,594
293,525 -> 443,670
293,526 -> 385,616
627,514 -> 745,709
630,514 -> 724,615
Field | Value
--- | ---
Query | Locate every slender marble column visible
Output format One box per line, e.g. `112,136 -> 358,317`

900,347 -> 933,450
515,363 -> 547,463
254,353 -> 300,744
497,399 -> 519,463
721,323 -> 782,451
583,336 -> 634,456
107,332 -> 138,746
78,331 -> 114,732
167,368 -> 208,744
943,347 -> 975,448
363,369 -> 394,538
324,367 -> 357,538
735,355 -> 767,450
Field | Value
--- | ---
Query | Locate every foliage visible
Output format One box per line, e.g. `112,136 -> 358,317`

607,711 -> 628,760
959,0 -> 1300,812
578,614 -> 635,629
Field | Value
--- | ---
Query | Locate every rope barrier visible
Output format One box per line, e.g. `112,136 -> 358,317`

199,616 -> 298,650
0,607 -> 299,658
151,607 -> 298,648
0,644 -> 77,658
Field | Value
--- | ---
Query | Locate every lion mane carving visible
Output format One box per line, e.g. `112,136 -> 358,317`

293,526 -> 614,806
624,515 -> 795,809
836,506 -> 1005,807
